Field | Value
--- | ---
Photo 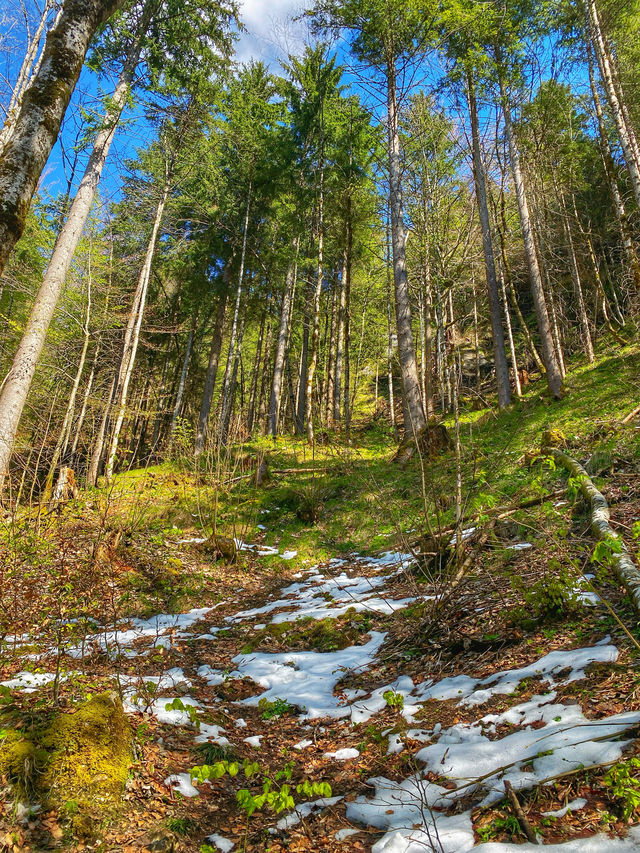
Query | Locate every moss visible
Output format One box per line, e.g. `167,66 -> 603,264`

0,692 -> 132,837
0,731 -> 48,799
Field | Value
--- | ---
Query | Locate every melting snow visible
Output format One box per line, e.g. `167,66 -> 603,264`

323,747 -> 360,760
232,631 -> 386,719
206,834 -> 234,852
165,772 -> 199,797
542,797 -> 587,818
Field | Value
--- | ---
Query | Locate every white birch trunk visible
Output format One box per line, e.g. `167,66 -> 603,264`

104,176 -> 169,481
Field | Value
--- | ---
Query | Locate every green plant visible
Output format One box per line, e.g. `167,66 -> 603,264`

604,758 -> 640,819
383,689 -> 405,711
258,697 -> 296,719
477,814 -> 521,842
166,816 -> 197,835
190,758 -> 331,820
591,535 -> 623,569
164,698 -> 200,729
511,558 -> 581,623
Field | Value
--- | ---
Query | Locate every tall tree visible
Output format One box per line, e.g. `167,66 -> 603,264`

311,0 -> 433,435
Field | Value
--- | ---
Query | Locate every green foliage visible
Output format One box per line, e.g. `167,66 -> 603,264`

604,758 -> 640,820
164,698 -> 200,728
383,689 -> 405,711
477,814 -> 522,843
591,536 -> 623,569
190,758 -> 331,821
258,697 -> 296,720
166,816 -> 198,835
511,558 -> 581,623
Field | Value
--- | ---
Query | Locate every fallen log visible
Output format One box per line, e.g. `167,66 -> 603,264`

545,447 -> 640,614
621,403 -> 640,425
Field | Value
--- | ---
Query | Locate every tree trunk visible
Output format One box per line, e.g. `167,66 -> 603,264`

493,170 -> 546,375
586,0 -> 640,209
386,234 -> 396,428
268,257 -> 297,437
0,0 -> 57,159
247,300 -> 268,433
305,167 -> 325,443
499,264 -> 520,397
560,198 -> 594,362
467,71 -> 511,408
219,186 -> 251,443
334,218 -> 350,426
0,0 -> 126,279
169,307 -> 197,439
296,278 -> 312,434
587,39 -> 640,288
0,3 -> 149,490
424,274 -> 433,419
256,302 -> 274,433
325,272 -> 338,426
220,301 -> 247,444
195,268 -> 231,454
45,256 -> 92,494
86,373 -> 115,486
104,174 -> 169,481
343,239 -> 352,431
497,54 -> 563,398
386,63 -> 426,434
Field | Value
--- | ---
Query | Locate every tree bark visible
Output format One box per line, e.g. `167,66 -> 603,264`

325,272 -> 338,426
334,220 -> 350,426
247,300 -> 267,433
0,0 -> 57,159
195,267 -> 231,454
86,373 -> 115,486
496,54 -> 563,398
45,256 -> 92,494
268,257 -> 297,436
587,39 -> 640,288
0,0 -> 125,279
586,0 -> 640,209
0,1 -> 149,490
220,300 -> 247,444
219,185 -> 251,443
467,71 -> 511,408
169,307 -> 197,439
560,199 -> 594,362
104,174 -> 169,481
305,168 -> 325,443
499,264 -> 520,397
386,62 -> 426,434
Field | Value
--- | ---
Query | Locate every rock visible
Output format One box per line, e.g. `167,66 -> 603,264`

540,428 -> 566,451
495,519 -> 519,541
0,692 -> 132,838
204,534 -> 237,563
143,831 -> 175,852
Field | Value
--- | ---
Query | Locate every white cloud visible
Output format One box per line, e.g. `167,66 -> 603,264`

235,0 -> 311,66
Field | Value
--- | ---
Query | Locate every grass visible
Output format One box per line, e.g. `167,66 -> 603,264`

101,340 -> 639,571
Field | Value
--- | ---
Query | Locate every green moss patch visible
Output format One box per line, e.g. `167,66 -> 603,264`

0,692 -> 132,837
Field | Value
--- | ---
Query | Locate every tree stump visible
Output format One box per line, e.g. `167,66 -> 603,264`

392,422 -> 453,466
51,467 -> 79,503
203,534 -> 237,563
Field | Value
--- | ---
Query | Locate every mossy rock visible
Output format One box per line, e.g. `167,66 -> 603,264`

540,428 -> 566,451
203,534 -> 237,562
0,731 -> 49,799
0,692 -> 132,837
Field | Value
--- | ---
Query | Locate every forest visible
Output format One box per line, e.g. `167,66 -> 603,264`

1,0 -> 640,850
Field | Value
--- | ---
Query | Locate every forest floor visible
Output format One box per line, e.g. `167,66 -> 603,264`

2,341 -> 640,852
